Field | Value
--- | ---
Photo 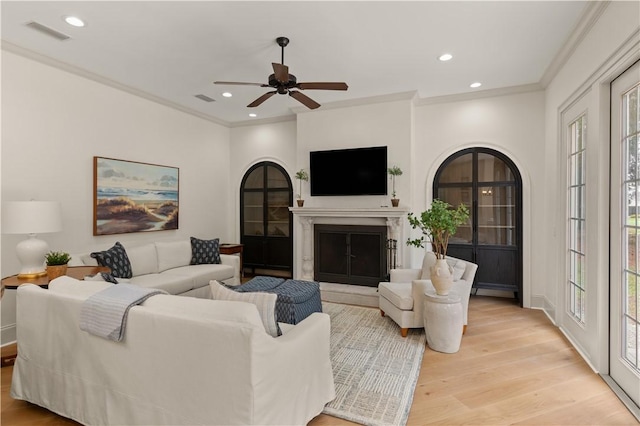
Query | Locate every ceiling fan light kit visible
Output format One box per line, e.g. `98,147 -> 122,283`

214,36 -> 348,110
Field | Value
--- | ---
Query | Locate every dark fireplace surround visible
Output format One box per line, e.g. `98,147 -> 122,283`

289,207 -> 408,287
314,224 -> 387,287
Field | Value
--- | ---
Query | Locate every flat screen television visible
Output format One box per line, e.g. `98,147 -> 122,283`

310,146 -> 388,196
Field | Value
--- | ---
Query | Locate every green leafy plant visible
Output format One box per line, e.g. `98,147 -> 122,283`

45,251 -> 71,266
406,199 -> 469,259
387,166 -> 403,198
294,169 -> 309,199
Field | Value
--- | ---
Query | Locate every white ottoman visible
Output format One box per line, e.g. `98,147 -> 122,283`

423,289 -> 463,353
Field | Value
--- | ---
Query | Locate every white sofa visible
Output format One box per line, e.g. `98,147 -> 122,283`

11,277 -> 336,425
378,253 -> 478,337
70,239 -> 240,298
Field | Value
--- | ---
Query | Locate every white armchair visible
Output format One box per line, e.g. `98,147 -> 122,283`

378,252 -> 478,337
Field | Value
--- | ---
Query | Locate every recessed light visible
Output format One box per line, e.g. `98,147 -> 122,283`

438,53 -> 453,62
63,16 -> 85,27
222,92 -> 232,98
470,82 -> 482,88
249,113 -> 257,118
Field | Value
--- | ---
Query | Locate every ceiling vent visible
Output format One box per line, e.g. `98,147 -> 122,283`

194,94 -> 216,103
26,21 -> 70,41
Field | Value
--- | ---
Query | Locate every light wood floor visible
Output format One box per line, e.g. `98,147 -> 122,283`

2,295 -> 638,425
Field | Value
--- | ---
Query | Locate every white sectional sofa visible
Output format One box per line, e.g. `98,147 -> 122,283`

70,239 -> 240,298
11,277 -> 336,425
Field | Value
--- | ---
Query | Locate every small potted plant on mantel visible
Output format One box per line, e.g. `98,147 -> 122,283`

295,169 -> 309,207
45,251 -> 72,280
387,166 -> 403,207
406,199 -> 469,295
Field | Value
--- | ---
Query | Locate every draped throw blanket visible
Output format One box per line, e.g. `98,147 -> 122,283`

79,284 -> 166,341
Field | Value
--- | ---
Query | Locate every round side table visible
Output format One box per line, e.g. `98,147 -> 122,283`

423,289 -> 463,353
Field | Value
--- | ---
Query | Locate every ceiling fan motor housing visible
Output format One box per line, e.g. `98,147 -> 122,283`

269,73 -> 297,93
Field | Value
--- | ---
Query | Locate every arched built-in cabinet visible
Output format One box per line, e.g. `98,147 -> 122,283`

434,148 -> 523,304
240,162 -> 293,277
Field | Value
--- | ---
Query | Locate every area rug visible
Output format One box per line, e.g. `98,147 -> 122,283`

322,302 -> 426,426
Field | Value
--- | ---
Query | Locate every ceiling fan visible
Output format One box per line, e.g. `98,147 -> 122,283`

214,36 -> 348,110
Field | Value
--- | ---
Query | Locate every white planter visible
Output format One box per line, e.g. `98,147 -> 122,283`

430,258 -> 453,295
423,289 -> 463,353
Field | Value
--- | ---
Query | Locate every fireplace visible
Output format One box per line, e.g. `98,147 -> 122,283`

314,224 -> 387,287
289,206 -> 409,285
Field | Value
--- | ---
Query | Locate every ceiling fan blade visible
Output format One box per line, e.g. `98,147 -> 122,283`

272,63 -> 289,83
214,81 -> 267,87
289,91 -> 321,109
248,91 -> 277,108
296,82 -> 349,91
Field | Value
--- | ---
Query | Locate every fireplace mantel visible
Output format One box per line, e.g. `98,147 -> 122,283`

289,206 -> 409,218
289,206 -> 409,282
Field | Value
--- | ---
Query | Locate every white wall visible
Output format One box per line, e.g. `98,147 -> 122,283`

1,51 -> 231,344
414,91 -> 545,306
542,1 -> 640,371
229,120 -> 297,242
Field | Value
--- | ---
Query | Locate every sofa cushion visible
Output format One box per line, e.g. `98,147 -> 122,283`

124,243 -> 159,276
155,240 -> 192,272
163,263 -> 234,288
210,280 -> 280,337
378,282 -> 414,310
90,242 -> 132,278
190,237 -> 221,265
129,273 -> 194,295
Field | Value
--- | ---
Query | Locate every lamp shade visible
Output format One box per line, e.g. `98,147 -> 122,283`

2,201 -> 62,235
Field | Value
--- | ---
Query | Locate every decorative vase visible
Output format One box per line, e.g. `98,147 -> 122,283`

391,198 -> 399,207
430,258 -> 454,295
297,199 -> 304,207
46,264 -> 68,281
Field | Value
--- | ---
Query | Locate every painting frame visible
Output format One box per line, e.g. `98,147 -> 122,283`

93,156 -> 179,236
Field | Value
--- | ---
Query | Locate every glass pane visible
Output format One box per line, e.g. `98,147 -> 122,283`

243,192 -> 263,236
267,166 -> 288,189
267,191 -> 290,237
477,186 -> 516,246
244,167 -> 264,189
438,153 -> 472,183
628,227 -> 638,274
478,153 -> 514,182
438,187 -> 472,244
351,234 -> 382,278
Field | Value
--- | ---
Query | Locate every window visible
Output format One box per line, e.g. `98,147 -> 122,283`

568,115 -> 587,323
622,83 -> 640,368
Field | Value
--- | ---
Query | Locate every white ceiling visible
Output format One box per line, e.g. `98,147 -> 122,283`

1,1 -> 588,126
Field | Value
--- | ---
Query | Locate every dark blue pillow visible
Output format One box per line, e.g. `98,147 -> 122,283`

90,242 -> 132,278
190,237 -> 221,265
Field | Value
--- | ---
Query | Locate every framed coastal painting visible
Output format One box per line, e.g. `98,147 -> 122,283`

93,157 -> 179,235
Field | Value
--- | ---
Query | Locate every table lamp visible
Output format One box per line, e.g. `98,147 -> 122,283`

2,201 -> 62,278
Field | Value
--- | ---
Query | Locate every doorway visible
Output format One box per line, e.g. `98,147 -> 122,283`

610,60 -> 640,409
434,148 -> 523,304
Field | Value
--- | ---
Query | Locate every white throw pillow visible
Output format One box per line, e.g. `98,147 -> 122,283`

209,280 -> 280,337
420,251 -> 437,280
450,259 -> 466,281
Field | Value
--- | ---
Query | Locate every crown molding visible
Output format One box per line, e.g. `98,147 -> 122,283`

540,1 -> 610,88
415,83 -> 543,106
229,113 -> 296,128
290,91 -> 419,116
1,40 -> 231,128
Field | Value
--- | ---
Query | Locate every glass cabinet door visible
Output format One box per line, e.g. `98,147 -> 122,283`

240,162 -> 293,276
434,148 -> 522,302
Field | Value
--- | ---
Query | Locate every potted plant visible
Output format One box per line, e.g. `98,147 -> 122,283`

387,166 -> 403,207
45,251 -> 72,280
406,199 -> 469,295
295,169 -> 309,207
